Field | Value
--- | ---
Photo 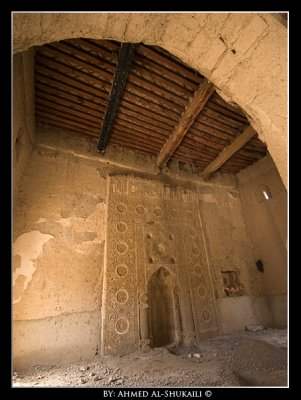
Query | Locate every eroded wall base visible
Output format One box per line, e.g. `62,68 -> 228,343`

13,311 -> 101,370
217,293 -> 287,334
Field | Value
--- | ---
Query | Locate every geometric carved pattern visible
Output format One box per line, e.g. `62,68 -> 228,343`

102,176 -> 220,355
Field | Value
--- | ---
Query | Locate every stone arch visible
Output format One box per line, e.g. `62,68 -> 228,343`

13,13 -> 287,187
148,266 -> 181,347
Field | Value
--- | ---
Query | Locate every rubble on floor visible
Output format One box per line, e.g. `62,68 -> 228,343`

13,328 -> 287,388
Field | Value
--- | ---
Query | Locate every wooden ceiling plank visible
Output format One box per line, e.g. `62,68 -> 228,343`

157,79 -> 215,169
40,45 -> 188,113
36,55 -> 112,91
129,72 -> 187,106
111,136 -> 158,155
119,104 -> 173,132
186,127 -> 261,161
116,112 -> 170,139
36,110 -> 100,134
50,41 -> 117,70
248,136 -> 267,149
203,125 -> 257,179
36,90 -> 105,115
192,119 -> 266,154
195,115 -> 244,137
88,39 -> 120,53
36,118 -> 99,139
174,156 -> 241,173
207,99 -> 247,123
122,90 -> 179,121
130,66 -> 189,105
36,65 -> 110,99
51,43 -> 189,108
98,43 -> 136,152
182,133 -> 258,165
172,151 -> 247,172
112,127 -> 163,149
120,99 -> 176,128
136,44 -> 202,84
126,79 -> 184,114
71,38 -> 118,62
36,105 -> 101,129
173,147 -> 215,164
40,46 -> 114,81
36,86 -> 106,114
36,73 -> 109,103
210,92 -> 246,117
36,96 -> 104,123
114,119 -> 167,143
202,107 -> 246,129
175,141 -> 250,167
134,55 -> 197,93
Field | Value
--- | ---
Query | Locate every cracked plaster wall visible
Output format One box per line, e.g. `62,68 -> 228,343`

13,147 -> 106,369
13,12 -> 288,188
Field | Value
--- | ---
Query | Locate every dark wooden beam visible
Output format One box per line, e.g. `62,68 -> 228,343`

156,79 -> 215,169
98,43 -> 135,152
203,125 -> 257,179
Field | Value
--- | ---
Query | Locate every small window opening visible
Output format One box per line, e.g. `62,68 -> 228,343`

256,259 -> 264,272
255,185 -> 272,203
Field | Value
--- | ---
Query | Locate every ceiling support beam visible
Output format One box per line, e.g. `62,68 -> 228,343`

203,125 -> 257,179
156,78 -> 215,169
98,43 -> 135,153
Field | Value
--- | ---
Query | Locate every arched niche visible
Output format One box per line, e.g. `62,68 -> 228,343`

148,266 -> 182,348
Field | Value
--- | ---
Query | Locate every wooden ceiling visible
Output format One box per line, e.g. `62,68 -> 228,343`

35,38 -> 267,176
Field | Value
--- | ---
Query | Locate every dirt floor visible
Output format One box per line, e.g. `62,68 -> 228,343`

13,328 -> 287,388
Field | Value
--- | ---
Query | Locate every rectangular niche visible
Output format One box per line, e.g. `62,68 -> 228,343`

221,271 -> 245,297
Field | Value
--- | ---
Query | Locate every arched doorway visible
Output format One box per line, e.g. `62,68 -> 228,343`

148,267 -> 180,348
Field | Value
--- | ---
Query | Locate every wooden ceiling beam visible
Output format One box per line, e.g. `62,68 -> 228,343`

187,127 -> 262,161
156,79 -> 215,169
98,43 -> 135,152
203,125 -> 257,179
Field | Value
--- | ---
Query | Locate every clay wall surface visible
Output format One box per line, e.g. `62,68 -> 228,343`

13,12 -> 288,188
13,50 -> 36,197
237,155 -> 287,328
13,127 -> 287,369
13,139 -> 106,369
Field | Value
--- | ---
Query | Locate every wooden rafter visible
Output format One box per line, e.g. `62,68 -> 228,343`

203,125 -> 257,179
98,43 -> 135,152
34,39 -> 267,173
156,78 -> 215,169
